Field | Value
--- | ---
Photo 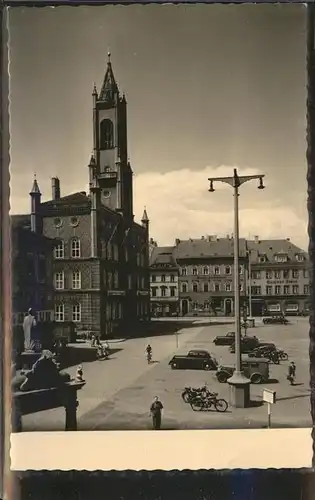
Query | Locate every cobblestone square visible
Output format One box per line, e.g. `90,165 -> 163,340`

22,317 -> 311,431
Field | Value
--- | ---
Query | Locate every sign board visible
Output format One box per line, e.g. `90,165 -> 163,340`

263,388 -> 276,404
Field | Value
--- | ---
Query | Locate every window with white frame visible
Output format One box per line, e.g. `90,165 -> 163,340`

151,287 -> 157,297
214,282 -> 220,292
274,270 -> 281,279
292,285 -> 299,295
203,283 -> 209,292
72,303 -> 81,322
239,266 -> 243,275
292,269 -> 299,279
55,303 -> 64,322
54,241 -> 64,259
225,282 -> 232,292
181,282 -> 188,293
203,266 -> 209,275
214,266 -> 220,275
161,287 -> 167,297
225,266 -> 231,275
72,271 -> 81,289
192,282 -> 198,292
181,267 -> 187,276
71,238 -> 81,258
192,267 -> 198,276
296,254 -> 304,262
54,271 -> 64,290
265,270 -> 272,279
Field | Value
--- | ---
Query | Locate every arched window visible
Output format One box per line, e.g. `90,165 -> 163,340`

72,303 -> 81,323
225,282 -> 232,292
192,267 -> 198,276
71,238 -> 81,258
181,267 -> 187,276
100,119 -> 114,150
54,240 -> 64,259
55,303 -> 64,322
181,282 -> 188,293
203,266 -> 209,275
193,282 -> 198,293
225,266 -> 232,275
203,282 -> 209,293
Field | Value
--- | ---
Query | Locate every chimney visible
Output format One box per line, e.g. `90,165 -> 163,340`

52,177 -> 60,200
254,235 -> 259,243
175,238 -> 180,246
201,236 -> 205,240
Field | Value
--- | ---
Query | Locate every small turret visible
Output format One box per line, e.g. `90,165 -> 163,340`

30,174 -> 42,234
141,207 -> 149,229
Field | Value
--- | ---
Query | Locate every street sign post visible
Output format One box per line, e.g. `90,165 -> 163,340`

263,388 -> 276,428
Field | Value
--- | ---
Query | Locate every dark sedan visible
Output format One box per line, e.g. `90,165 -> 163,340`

169,349 -> 218,371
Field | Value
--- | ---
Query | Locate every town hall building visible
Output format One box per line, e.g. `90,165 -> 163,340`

12,54 -> 150,337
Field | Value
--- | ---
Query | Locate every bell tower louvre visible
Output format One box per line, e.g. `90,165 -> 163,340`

91,52 -> 134,222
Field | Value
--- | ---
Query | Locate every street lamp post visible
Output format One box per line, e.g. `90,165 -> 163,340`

208,168 -> 265,408
247,250 -> 253,318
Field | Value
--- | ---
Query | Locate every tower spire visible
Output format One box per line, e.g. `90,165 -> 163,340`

99,50 -> 119,103
30,173 -> 41,195
141,206 -> 149,224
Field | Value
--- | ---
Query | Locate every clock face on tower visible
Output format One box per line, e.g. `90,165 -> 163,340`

103,190 -> 111,199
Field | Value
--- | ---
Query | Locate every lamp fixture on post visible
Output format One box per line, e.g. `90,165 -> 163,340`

207,168 -> 266,409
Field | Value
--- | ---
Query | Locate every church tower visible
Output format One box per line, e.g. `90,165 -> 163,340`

91,52 -> 134,222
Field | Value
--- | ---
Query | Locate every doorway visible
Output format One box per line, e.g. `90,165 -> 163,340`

225,299 -> 232,316
182,299 -> 189,316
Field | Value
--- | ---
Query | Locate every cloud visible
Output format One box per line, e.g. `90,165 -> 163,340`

10,164 -> 308,251
133,165 -> 308,250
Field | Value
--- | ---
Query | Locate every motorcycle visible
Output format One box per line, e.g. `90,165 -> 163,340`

181,386 -> 211,403
277,349 -> 289,361
190,394 -> 228,413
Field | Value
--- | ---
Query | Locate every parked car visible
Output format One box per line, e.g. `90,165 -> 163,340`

262,314 -> 288,325
213,331 -> 236,346
229,336 -> 260,354
215,358 -> 270,384
169,349 -> 218,371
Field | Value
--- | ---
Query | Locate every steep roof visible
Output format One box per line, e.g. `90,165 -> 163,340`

174,237 -> 247,259
247,239 -> 308,263
150,246 -> 177,267
98,52 -> 119,103
40,191 -> 90,208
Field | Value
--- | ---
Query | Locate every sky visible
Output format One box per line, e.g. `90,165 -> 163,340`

7,4 -> 308,249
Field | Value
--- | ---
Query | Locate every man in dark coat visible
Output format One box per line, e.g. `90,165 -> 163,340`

150,396 -> 163,430
288,361 -> 296,385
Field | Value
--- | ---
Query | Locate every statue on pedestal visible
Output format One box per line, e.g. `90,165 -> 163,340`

23,308 -> 37,351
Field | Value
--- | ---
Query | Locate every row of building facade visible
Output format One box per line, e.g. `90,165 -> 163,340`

149,235 -> 310,317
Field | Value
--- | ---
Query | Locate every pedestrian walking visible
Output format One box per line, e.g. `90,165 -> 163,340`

150,396 -> 163,430
287,361 -> 296,385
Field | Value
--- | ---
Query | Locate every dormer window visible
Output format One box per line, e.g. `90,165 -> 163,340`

275,254 -> 287,263
296,254 -> 305,262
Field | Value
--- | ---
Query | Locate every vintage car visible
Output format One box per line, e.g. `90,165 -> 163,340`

262,314 -> 289,325
213,331 -> 237,346
229,336 -> 260,354
215,357 -> 270,384
169,349 -> 218,371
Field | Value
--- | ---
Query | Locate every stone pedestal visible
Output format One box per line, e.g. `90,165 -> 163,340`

228,372 -> 251,408
20,351 -> 41,371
